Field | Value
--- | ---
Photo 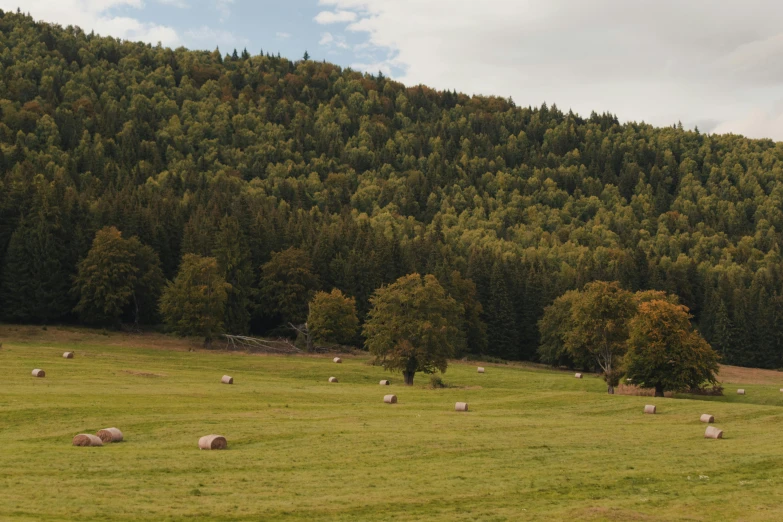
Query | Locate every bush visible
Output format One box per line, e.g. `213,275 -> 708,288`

429,375 -> 446,388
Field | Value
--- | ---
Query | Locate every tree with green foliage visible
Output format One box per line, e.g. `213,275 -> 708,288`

159,254 -> 230,347
485,261 -> 518,359
625,300 -> 720,397
259,247 -> 320,326
0,177 -> 72,323
308,289 -> 359,345
213,215 -> 254,334
564,281 -> 636,394
440,270 -> 487,356
363,273 -> 464,385
537,289 -> 593,369
73,226 -> 164,326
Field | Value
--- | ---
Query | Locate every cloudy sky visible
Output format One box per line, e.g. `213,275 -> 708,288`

5,0 -> 783,141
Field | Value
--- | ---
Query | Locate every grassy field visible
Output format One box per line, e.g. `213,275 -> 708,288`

2,326 -> 783,521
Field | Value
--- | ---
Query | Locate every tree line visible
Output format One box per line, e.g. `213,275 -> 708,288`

2,10 -> 783,368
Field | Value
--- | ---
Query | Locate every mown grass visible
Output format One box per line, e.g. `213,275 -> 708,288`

2,327 -> 783,521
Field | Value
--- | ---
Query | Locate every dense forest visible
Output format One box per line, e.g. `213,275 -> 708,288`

2,10 -> 783,368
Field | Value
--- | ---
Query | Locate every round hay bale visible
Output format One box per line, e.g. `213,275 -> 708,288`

221,375 -> 233,384
574,373 -> 583,379
704,426 -> 723,439
198,434 -> 227,450
31,369 -> 45,378
63,352 -> 74,359
333,357 -> 342,364
72,434 -> 103,447
455,402 -> 469,412
700,414 -> 715,423
737,389 -> 745,395
477,367 -> 485,373
379,380 -> 390,385
328,376 -> 338,383
97,427 -> 123,443
383,394 -> 397,404
643,405 -> 656,414
780,388 -> 783,393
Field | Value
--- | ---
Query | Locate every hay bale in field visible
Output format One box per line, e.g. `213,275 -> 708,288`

384,394 -> 397,404
379,380 -> 390,385
477,367 -> 485,373
700,414 -> 715,423
455,402 -> 469,412
63,352 -> 74,359
73,434 -> 103,447
704,426 -> 723,439
643,405 -> 656,414
221,375 -> 233,384
328,376 -> 338,383
333,357 -> 342,363
198,434 -> 227,450
97,427 -> 123,443
574,373 -> 582,379
31,369 -> 45,378
737,389 -> 745,395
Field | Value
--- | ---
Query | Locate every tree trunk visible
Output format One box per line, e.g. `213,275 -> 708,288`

654,384 -> 664,397
403,371 -> 414,386
203,337 -> 212,349
607,384 -> 614,394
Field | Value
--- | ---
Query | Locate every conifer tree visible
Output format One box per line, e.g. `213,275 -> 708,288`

485,261 -> 518,359
213,215 -> 253,334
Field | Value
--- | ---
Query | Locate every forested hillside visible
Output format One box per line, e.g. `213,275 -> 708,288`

2,10 -> 783,367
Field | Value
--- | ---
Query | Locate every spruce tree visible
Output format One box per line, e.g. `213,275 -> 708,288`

485,261 -> 518,360
213,215 -> 253,334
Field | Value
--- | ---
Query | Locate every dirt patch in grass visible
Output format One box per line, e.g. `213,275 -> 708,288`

717,364 -> 783,385
121,369 -> 167,378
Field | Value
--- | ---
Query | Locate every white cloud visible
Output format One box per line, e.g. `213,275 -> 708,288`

712,102 -> 783,141
216,0 -> 234,22
276,32 -> 291,39
320,0 -> 783,141
314,10 -> 357,24
1,0 -> 180,46
319,31 -> 349,50
157,0 -> 189,8
184,25 -> 248,51
319,32 -> 334,45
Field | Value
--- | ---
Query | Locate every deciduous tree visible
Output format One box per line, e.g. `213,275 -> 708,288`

363,273 -> 464,385
565,281 -> 636,394
73,226 -> 163,326
308,289 -> 359,345
159,254 -> 230,347
625,300 -> 719,397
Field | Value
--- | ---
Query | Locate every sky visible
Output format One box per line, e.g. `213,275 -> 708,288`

5,0 -> 783,141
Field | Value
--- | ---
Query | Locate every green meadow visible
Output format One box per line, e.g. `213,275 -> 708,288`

1,327 -> 783,521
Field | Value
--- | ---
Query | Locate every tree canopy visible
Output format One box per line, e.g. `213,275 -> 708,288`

159,254 -> 230,346
1,11 -> 783,367
73,226 -> 163,325
308,289 -> 359,345
625,300 -> 720,396
363,273 -> 464,385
